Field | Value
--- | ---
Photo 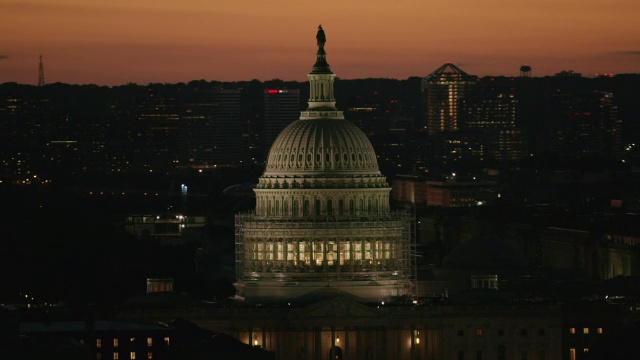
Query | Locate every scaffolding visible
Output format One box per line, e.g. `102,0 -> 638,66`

235,210 -> 416,298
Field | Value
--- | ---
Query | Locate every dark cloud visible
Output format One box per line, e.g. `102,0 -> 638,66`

616,51 -> 640,56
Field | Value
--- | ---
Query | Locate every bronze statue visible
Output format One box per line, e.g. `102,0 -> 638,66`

316,25 -> 326,48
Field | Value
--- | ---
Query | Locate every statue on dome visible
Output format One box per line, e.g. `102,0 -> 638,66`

316,25 -> 326,48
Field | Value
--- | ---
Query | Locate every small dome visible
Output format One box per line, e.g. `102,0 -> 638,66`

263,118 -> 381,176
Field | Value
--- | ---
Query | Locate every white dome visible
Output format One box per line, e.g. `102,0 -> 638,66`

264,118 -> 381,176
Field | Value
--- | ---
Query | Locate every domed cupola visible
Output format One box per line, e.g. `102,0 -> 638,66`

258,25 -> 388,192
235,26 -> 413,303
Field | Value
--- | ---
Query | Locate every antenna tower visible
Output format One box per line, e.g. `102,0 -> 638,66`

38,55 -> 45,86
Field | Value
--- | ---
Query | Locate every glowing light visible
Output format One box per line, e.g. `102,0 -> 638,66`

336,335 -> 340,344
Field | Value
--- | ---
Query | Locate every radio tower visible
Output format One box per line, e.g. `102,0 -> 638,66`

38,54 -> 45,86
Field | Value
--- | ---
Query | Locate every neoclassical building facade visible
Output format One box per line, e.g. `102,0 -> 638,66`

234,26 -> 414,303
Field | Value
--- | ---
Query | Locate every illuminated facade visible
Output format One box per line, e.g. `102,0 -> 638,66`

234,26 -> 414,303
422,63 -> 476,135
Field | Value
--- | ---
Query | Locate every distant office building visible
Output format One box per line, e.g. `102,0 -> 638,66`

462,79 -> 527,162
549,89 -> 621,161
263,88 -> 300,158
134,88 -> 180,173
180,89 -> 245,169
422,63 -> 476,135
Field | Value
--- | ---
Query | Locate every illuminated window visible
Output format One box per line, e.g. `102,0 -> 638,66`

130,337 -> 136,342
114,338 -> 119,347
147,338 -> 153,347
476,329 -> 483,336
130,352 -> 136,360
569,327 -> 576,334
147,352 -> 152,360
583,348 -> 589,353
583,327 -> 589,334
97,338 -> 102,348
114,353 -> 119,360
569,348 -> 576,360
164,337 -> 170,346
597,327 -> 603,334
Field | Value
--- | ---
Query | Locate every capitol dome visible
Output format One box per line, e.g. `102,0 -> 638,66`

264,118 -> 381,176
234,26 -> 413,303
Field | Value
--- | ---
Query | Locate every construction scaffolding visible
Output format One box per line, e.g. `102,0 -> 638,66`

235,210 -> 416,298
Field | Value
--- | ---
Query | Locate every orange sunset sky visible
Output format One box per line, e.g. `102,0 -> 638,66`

1,0 -> 639,86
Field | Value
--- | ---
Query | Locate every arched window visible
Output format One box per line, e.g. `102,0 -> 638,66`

315,199 -> 322,215
303,200 -> 310,216
327,199 -> 333,215
283,200 -> 289,215
292,200 -> 299,216
338,200 -> 344,215
349,199 -> 354,214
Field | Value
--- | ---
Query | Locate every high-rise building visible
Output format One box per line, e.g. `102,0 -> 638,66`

133,87 -> 180,173
234,26 -> 414,303
180,89 -> 244,169
462,79 -> 527,162
421,63 -> 476,135
548,87 -> 621,162
263,88 -> 300,159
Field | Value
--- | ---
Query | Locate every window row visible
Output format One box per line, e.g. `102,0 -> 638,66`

96,337 -> 170,348
568,327 -> 603,334
257,196 -> 388,216
248,241 -> 397,265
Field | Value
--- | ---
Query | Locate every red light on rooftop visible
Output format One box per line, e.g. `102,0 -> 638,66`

267,89 -> 279,94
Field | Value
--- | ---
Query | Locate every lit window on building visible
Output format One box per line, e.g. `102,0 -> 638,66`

114,338 -> 119,347
476,329 -> 483,336
583,348 -> 589,353
147,338 -> 153,347
597,327 -> 603,334
164,337 -> 170,346
97,339 -> 102,348
569,327 -> 576,334
569,348 -> 576,360
130,337 -> 135,342
114,352 -> 119,360
147,352 -> 152,360
583,327 -> 589,334
130,352 -> 136,360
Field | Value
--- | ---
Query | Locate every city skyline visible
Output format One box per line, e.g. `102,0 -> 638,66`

1,0 -> 640,86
